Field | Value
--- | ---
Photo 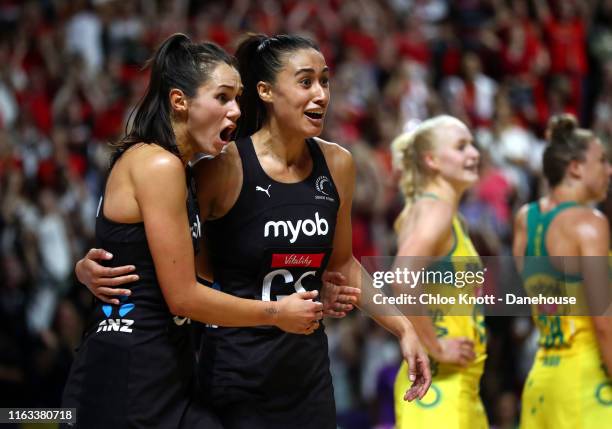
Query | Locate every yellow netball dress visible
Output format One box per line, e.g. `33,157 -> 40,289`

394,211 -> 488,429
520,201 -> 612,429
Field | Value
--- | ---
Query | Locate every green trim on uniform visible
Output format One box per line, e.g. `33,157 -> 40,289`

524,200 -> 582,283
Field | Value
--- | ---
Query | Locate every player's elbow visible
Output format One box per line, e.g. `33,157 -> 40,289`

326,254 -> 351,275
163,283 -> 197,317
164,295 -> 185,317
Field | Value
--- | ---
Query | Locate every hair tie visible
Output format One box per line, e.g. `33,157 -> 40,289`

257,38 -> 271,53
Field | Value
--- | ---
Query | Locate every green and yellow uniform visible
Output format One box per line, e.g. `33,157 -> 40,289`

394,212 -> 488,429
520,201 -> 612,429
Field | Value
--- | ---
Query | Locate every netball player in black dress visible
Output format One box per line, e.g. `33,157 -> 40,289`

189,34 -> 431,429
61,34 -> 326,429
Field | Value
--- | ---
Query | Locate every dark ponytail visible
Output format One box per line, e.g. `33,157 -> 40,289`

112,33 -> 236,165
543,114 -> 596,187
234,33 -> 320,139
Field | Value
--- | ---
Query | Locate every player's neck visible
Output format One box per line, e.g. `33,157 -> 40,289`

172,122 -> 194,166
422,180 -> 463,210
549,182 -> 590,206
252,125 -> 309,167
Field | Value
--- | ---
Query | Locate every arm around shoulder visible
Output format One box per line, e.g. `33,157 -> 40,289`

132,148 -> 323,333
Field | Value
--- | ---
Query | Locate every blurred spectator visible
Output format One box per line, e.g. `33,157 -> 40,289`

593,60 -> 612,142
384,59 -> 432,127
476,93 -> 543,205
0,45 -> 18,128
590,0 -> 612,67
534,0 -> 589,115
65,0 -> 104,77
37,189 -> 72,291
442,51 -> 498,127
461,149 -> 513,256
351,140 -> 387,260
493,0 -> 550,128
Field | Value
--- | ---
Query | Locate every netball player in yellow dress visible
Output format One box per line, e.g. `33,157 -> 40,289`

514,114 -> 612,428
391,115 -> 488,428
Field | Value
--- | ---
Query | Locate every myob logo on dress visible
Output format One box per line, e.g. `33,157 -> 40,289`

264,212 -> 329,243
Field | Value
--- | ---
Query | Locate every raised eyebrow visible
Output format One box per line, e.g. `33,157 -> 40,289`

294,67 -> 330,76
216,85 -> 243,97
295,68 -> 315,76
230,84 -> 244,94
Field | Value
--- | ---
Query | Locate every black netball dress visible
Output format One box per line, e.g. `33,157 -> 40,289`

62,164 -> 220,429
200,137 -> 340,429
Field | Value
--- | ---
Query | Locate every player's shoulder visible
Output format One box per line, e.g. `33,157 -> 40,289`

567,206 -> 609,231
515,202 -> 531,227
412,198 -> 454,230
314,137 -> 351,157
121,143 -> 187,202
567,207 -> 610,253
129,143 -> 185,180
398,199 -> 454,252
313,137 -> 353,174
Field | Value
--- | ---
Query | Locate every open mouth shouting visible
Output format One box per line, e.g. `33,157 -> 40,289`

219,124 -> 236,144
304,110 -> 325,121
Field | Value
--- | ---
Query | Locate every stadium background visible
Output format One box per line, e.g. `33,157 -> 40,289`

0,0 -> 611,428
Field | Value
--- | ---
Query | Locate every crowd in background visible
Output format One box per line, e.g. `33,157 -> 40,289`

0,0 -> 611,428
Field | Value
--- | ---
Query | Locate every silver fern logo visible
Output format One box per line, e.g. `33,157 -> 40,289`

315,176 -> 330,196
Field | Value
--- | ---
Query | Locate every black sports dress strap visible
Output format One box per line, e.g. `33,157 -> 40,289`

186,164 -> 202,253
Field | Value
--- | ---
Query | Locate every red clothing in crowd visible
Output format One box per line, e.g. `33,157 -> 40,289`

342,28 -> 378,60
544,17 -> 587,75
395,33 -> 431,65
499,23 -> 542,76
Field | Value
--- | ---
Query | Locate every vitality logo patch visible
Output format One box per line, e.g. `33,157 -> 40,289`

271,253 -> 325,268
